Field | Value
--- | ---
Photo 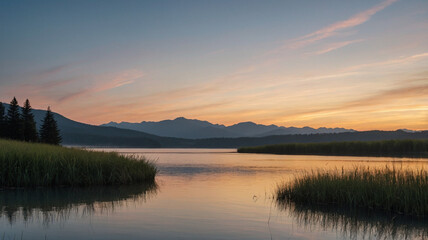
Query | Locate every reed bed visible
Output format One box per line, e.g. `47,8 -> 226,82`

0,139 -> 157,187
277,167 -> 428,217
238,139 -> 428,157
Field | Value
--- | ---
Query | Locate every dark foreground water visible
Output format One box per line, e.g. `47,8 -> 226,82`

1,149 -> 428,240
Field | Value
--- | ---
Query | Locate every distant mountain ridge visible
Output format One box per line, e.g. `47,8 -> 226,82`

1,102 -> 426,148
1,103 -> 164,147
101,117 -> 356,139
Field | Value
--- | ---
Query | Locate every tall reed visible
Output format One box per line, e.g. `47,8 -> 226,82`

277,166 -> 428,217
0,139 -> 157,187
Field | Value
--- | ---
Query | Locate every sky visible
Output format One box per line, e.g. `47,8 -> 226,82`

0,0 -> 427,130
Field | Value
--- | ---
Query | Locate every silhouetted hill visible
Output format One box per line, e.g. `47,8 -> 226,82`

104,117 -> 237,138
1,103 -> 426,148
101,117 -> 355,138
258,126 -> 355,137
227,122 -> 278,137
190,130 -> 428,148
1,103 -> 167,147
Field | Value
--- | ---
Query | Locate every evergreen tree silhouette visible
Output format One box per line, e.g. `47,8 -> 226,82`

6,97 -> 24,140
0,102 -> 5,138
40,107 -> 61,145
22,99 -> 39,142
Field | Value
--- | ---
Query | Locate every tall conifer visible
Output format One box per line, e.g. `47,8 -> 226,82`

6,97 -> 24,140
22,99 -> 39,142
40,107 -> 61,145
0,102 -> 5,138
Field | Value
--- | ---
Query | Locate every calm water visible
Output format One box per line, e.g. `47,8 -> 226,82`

1,149 -> 428,240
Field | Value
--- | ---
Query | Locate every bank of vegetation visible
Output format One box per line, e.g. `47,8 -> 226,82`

0,98 -> 157,188
0,139 -> 157,188
238,139 -> 428,157
277,167 -> 428,217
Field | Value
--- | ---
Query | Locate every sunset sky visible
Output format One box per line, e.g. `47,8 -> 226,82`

1,0 -> 427,130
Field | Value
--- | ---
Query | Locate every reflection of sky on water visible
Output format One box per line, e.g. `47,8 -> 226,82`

277,202 -> 428,240
1,149 -> 427,240
0,184 -> 157,226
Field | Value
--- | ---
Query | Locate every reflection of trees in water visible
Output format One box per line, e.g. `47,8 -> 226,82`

276,201 -> 428,240
0,183 -> 157,226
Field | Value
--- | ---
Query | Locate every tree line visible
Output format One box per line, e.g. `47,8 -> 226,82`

0,97 -> 61,145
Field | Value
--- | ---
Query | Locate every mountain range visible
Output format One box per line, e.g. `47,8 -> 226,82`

101,117 -> 355,139
1,103 -> 427,148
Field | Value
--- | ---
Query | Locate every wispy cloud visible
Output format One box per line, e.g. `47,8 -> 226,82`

345,52 -> 428,71
59,70 -> 143,102
307,39 -> 364,55
286,83 -> 428,120
32,64 -> 71,81
0,77 -> 80,105
13,78 -> 77,93
288,0 -> 397,49
343,84 -> 428,109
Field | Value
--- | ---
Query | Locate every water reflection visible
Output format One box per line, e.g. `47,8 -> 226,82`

277,201 -> 428,240
0,183 -> 157,225
2,150 -> 427,239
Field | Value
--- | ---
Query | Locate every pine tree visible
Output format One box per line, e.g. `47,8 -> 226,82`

40,107 -> 61,145
22,99 -> 39,142
6,97 -> 24,140
0,102 -> 5,138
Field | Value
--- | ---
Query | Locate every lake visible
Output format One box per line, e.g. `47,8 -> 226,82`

1,149 -> 428,240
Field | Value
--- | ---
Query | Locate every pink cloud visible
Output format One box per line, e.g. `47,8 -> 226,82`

59,70 -> 144,103
307,39 -> 364,55
289,0 -> 397,49
345,52 -> 428,71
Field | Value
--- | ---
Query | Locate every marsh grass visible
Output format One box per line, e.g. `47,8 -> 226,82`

238,139 -> 428,157
277,166 -> 428,217
0,139 -> 157,187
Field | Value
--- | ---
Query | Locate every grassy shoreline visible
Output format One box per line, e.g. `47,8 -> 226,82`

0,139 -> 157,188
238,139 -> 428,158
277,167 -> 428,217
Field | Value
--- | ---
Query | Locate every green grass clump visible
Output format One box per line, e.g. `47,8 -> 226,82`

277,167 -> 428,217
238,139 -> 428,157
0,139 -> 157,187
